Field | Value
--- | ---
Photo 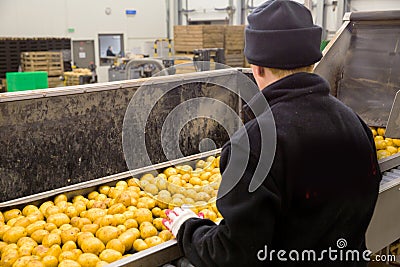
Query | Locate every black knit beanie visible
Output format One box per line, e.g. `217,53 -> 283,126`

244,0 -> 322,69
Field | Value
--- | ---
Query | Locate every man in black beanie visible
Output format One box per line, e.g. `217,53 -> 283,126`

163,1 -> 381,266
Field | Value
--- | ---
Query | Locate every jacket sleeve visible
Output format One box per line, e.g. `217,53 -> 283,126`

177,128 -> 282,267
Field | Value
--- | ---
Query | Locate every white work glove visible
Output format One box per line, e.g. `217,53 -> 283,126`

162,207 -> 204,237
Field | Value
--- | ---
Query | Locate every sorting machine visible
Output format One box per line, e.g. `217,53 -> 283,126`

314,10 -> 400,255
1,10 -> 400,266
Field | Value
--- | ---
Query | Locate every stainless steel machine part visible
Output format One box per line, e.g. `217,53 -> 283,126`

314,10 -> 400,127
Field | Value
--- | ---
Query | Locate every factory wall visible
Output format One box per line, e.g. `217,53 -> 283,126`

0,0 -> 168,82
349,0 -> 400,11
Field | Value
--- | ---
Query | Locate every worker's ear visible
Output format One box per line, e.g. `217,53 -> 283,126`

251,65 -> 265,78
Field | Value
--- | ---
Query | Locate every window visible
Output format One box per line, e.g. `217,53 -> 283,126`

98,34 -> 124,66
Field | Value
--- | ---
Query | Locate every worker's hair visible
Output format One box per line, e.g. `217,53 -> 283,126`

268,64 -> 314,79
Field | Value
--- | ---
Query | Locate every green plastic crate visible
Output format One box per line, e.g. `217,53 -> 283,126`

6,71 -> 49,92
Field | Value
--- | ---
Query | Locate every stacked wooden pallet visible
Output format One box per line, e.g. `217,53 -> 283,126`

173,25 -> 246,67
174,25 -> 225,53
63,68 -> 92,86
224,25 -> 245,67
21,51 -> 64,76
47,76 -> 64,88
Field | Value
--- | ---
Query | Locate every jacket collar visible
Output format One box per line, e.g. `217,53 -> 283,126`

242,72 -> 330,122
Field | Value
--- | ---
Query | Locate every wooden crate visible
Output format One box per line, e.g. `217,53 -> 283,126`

47,76 -> 63,88
21,51 -> 64,76
225,49 -> 245,67
224,25 -> 245,50
63,68 -> 92,86
174,25 -> 225,53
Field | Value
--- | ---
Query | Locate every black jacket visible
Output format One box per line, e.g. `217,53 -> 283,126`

177,73 -> 381,267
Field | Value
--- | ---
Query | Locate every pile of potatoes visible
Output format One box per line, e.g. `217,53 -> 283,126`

370,127 -> 400,160
0,156 -> 222,267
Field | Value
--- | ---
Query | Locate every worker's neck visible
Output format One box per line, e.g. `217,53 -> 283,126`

251,65 -> 281,90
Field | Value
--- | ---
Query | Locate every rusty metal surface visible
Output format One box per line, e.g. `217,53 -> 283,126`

0,71 -> 240,202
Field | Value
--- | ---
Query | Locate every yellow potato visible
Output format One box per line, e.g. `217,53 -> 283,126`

118,231 -> 137,251
0,249 -> 18,267
44,222 -> 57,232
1,243 -> 17,254
77,232 -> 94,248
3,209 -> 22,222
62,240 -> 77,252
17,236 -> 37,247
98,214 -> 116,227
140,225 -> 157,239
377,127 -> 386,136
81,224 -> 99,235
47,244 -> 62,259
99,248 -> 123,263
96,261 -> 109,267
60,227 -> 79,244
126,227 -> 141,239
22,205 -> 40,217
26,220 -> 46,235
65,206 -> 79,219
88,191 -> 100,201
117,225 -> 126,233
124,218 -> 138,229
153,218 -> 166,231
0,241 -> 6,253
96,226 -> 119,245
39,201 -> 54,215
106,238 -> 125,255
73,195 -> 88,204
99,185 -> 111,196
54,194 -> 68,204
3,226 -> 27,243
163,167 -> 178,177
74,217 -> 92,230
139,221 -> 153,231
115,191 -> 133,207
78,253 -> 100,267
42,233 -> 62,247
108,203 -> 126,215
6,216 -> 23,226
47,213 -> 70,228
199,209 -> 217,222
18,244 -> 35,256
12,256 -> 34,267
144,236 -> 163,248
80,237 -> 105,256
58,259 -> 81,267
41,255 -> 58,267
32,245 -> 50,258
134,208 -> 153,225
133,239 -> 148,252
73,201 -> 87,215
26,211 -> 44,223
71,249 -> 83,260
26,259 -> 45,267
159,230 -> 173,241
112,213 -> 126,226
45,206 -> 62,218
85,209 -> 107,223
59,251 -> 78,262
31,229 -> 50,244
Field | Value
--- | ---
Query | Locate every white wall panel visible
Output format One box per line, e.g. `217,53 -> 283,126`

0,0 -> 167,82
